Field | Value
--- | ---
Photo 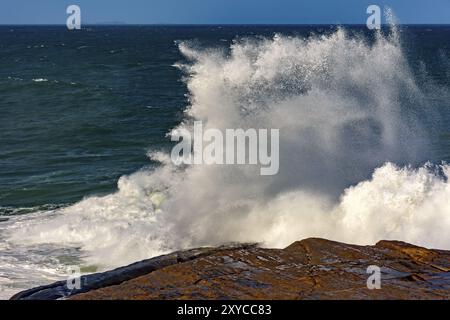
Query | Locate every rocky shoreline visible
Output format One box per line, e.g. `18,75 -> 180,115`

11,238 -> 450,300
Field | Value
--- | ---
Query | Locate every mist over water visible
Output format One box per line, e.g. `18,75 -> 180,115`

1,24 -> 450,297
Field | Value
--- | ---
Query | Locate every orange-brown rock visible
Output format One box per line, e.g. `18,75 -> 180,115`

69,238 -> 450,300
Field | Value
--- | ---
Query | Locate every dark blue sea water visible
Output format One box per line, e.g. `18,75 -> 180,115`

1,25 -> 449,211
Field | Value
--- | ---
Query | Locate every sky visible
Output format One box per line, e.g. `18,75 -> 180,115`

0,0 -> 449,25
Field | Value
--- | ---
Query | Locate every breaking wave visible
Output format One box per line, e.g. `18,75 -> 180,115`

2,24 -> 450,296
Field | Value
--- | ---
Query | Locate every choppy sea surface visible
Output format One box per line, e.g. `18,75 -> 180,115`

0,25 -> 449,298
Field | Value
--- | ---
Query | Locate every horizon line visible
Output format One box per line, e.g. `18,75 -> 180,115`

0,23 -> 449,26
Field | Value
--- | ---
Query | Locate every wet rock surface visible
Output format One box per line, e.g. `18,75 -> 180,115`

12,238 -> 450,300
11,244 -> 255,300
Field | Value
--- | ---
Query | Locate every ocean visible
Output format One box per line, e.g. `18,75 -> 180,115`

0,25 -> 449,298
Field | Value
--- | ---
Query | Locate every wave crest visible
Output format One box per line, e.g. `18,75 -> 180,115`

4,27 -> 448,277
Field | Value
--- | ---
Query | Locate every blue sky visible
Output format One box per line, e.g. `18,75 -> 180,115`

0,0 -> 449,24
